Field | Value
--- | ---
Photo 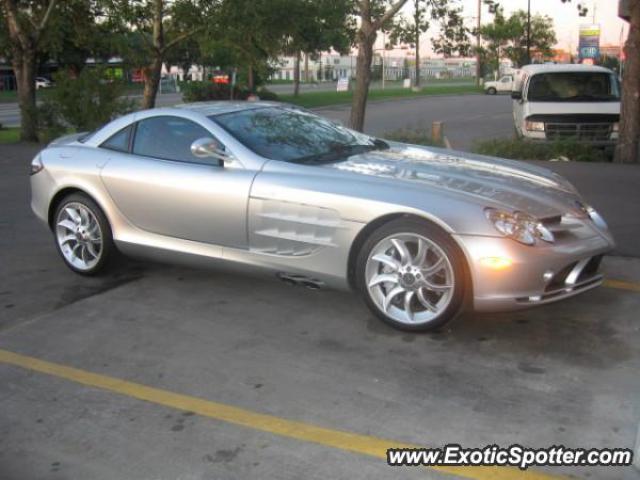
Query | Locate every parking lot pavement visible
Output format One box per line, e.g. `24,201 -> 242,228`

1,143 -> 640,480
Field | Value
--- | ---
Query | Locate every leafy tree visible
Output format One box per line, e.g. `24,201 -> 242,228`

101,0 -> 218,109
1,0 -> 59,141
213,0 -> 290,92
479,7 -> 556,73
389,0 -> 469,88
350,0 -> 408,132
281,0 -> 353,96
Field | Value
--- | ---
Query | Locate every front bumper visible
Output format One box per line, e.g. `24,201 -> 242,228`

454,228 -> 615,312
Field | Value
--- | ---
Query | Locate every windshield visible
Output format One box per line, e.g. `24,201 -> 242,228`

527,72 -> 620,102
211,107 -> 387,164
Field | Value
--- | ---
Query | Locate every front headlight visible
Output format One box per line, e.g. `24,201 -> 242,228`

525,121 -> 545,132
485,208 -> 555,246
586,206 -> 608,230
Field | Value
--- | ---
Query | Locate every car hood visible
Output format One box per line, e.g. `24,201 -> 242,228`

323,144 -> 587,219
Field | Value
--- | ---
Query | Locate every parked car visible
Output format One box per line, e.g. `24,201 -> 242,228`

30,102 -> 614,331
512,64 -> 620,145
484,75 -> 513,95
35,77 -> 53,89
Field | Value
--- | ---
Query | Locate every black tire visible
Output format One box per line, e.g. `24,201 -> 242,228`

52,193 -> 116,276
487,87 -> 497,95
355,218 -> 468,332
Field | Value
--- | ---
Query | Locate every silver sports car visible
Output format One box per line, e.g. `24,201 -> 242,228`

30,101 -> 614,331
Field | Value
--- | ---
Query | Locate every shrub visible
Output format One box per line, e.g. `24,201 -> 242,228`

256,87 -> 279,101
182,82 -> 246,102
181,82 -> 279,103
472,137 -> 611,162
38,68 -> 135,138
383,126 -> 444,147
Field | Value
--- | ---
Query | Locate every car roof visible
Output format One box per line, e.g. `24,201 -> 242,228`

173,100 -> 283,117
520,64 -> 613,75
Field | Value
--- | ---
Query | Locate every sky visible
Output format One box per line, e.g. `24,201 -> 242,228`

388,0 -> 628,56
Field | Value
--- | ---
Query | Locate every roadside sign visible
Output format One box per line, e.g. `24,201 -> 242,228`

579,24 -> 601,61
336,77 -> 349,92
403,78 -> 411,88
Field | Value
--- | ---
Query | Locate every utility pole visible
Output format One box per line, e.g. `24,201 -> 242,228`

476,0 -> 482,86
526,0 -> 531,65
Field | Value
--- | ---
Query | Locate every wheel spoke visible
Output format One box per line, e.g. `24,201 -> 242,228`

368,273 -> 398,288
383,286 -> 405,312
391,239 -> 410,265
423,278 -> 452,292
414,239 -> 428,266
79,207 -> 90,227
57,219 -> 76,231
59,234 -> 76,245
423,257 -> 444,276
372,254 -> 401,272
404,291 -> 415,321
86,241 -> 99,259
417,289 -> 437,312
64,207 -> 81,224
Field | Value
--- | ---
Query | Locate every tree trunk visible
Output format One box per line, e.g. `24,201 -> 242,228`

247,64 -> 255,92
414,28 -> 420,88
12,53 -> 38,141
141,56 -> 163,109
293,51 -> 301,97
304,53 -> 309,82
349,30 -> 376,132
615,2 -> 640,164
141,0 -> 164,110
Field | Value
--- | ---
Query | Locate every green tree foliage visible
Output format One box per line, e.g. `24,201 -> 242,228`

389,0 -> 469,87
479,5 -> 556,71
38,67 -> 135,138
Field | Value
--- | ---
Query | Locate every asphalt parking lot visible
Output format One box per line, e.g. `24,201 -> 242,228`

1,143 -> 640,480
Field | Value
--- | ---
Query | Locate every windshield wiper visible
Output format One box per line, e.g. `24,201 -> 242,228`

294,141 -> 389,165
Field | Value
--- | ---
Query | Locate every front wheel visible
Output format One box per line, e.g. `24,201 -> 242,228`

53,193 -> 115,275
356,219 -> 467,332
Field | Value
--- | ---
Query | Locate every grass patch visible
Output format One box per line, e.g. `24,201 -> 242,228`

0,127 -> 21,143
473,137 -> 612,162
383,126 -> 443,147
280,84 -> 481,108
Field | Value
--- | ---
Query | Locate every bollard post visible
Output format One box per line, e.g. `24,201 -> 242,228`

431,121 -> 444,145
635,421 -> 640,470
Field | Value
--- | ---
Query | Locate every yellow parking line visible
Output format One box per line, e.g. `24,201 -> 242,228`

604,279 -> 640,293
0,348 -> 563,480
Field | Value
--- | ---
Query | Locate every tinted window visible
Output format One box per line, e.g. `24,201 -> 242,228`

133,116 -> 216,163
100,125 -> 132,152
528,72 -> 620,102
211,107 -> 384,163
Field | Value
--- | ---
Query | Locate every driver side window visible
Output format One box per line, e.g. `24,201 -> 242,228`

133,116 -> 220,165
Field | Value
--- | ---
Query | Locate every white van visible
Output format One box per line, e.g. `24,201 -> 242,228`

512,64 -> 620,146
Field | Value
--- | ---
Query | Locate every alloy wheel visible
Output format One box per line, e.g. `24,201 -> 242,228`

364,233 -> 454,326
55,202 -> 103,271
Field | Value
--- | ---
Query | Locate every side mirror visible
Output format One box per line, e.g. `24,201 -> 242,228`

511,91 -> 523,100
190,137 -> 229,164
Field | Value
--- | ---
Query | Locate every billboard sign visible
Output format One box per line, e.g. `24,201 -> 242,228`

579,24 -> 601,61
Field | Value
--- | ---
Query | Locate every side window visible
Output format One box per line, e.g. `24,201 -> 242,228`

101,125 -> 133,152
132,116 -> 219,164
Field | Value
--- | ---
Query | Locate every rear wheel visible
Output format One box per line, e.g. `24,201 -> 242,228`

356,219 -> 467,332
487,87 -> 497,95
53,193 -> 115,275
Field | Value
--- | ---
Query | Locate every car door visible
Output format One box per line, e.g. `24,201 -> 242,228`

100,115 -> 255,248
499,76 -> 512,92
